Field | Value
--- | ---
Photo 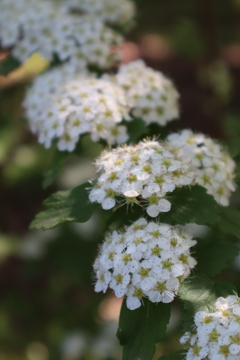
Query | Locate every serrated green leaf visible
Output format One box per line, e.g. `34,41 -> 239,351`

179,275 -> 237,331
217,206 -> 240,239
157,350 -> 185,360
117,298 -> 171,360
42,150 -> 69,189
127,117 -> 149,143
196,235 -> 239,277
30,183 -> 99,230
161,185 -> 219,225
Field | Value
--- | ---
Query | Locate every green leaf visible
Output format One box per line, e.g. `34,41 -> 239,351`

42,150 -> 69,189
179,275 -> 237,331
157,350 -> 185,360
30,183 -> 99,230
127,117 -> 149,143
117,298 -> 171,360
213,282 -> 237,298
0,55 -> 20,75
196,235 -> 239,276
217,206 -> 240,240
161,185 -> 219,225
179,275 -> 216,331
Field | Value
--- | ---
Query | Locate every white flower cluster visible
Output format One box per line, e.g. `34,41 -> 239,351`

167,130 -> 236,206
89,139 -> 194,217
94,218 -> 197,310
24,75 -> 130,151
109,60 -> 180,126
0,0 -> 122,68
180,295 -> 240,360
65,0 -> 136,27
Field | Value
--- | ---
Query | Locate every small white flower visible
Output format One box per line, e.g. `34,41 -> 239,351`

180,295 -> 240,360
89,139 -> 194,217
167,130 -> 236,206
1,0 -> 123,68
65,0 -> 136,28
107,60 -> 180,127
24,75 -> 131,151
93,219 -> 197,309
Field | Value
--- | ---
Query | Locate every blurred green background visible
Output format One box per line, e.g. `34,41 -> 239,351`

1,0 -> 240,359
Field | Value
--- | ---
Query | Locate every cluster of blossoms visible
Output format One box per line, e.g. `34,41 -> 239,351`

89,139 -> 194,217
167,130 -> 236,206
24,75 -> 131,151
107,60 -> 180,126
0,0 -> 122,68
180,295 -> 240,360
94,218 -> 197,310
65,0 -> 136,27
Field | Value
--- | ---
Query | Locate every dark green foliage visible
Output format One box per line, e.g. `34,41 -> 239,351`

30,183 -> 99,230
161,185 -> 219,225
0,55 -> 20,75
117,298 -> 171,360
217,206 -> 240,240
127,117 -> 149,143
196,233 -> 239,276
157,350 -> 185,360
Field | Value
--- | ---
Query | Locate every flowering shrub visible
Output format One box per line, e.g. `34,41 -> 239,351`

4,1 -> 240,360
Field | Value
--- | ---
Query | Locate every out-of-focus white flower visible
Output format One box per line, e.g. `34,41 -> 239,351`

89,139 -> 194,217
106,60 -> 180,126
180,295 -> 240,360
64,0 -> 136,28
90,321 -> 122,359
0,0 -> 122,68
24,74 -> 131,151
61,332 -> 88,359
19,229 -> 58,259
167,130 -> 236,206
94,218 -> 197,310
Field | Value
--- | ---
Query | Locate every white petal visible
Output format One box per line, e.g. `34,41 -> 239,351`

102,198 -> 116,210
229,344 -> 240,355
171,264 -> 185,277
148,290 -> 162,303
124,190 -> 139,197
158,199 -> 171,212
126,296 -> 141,310
147,183 -> 160,194
147,205 -> 160,217
140,277 -> 156,291
89,188 -> 105,203
162,290 -> 175,303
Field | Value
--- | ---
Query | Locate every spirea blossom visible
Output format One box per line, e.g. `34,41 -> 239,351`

94,218 -> 197,310
0,0 -> 122,68
180,295 -> 240,360
110,60 -> 180,126
65,0 -> 136,27
167,130 -> 236,206
24,76 -> 130,151
89,139 -> 194,217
